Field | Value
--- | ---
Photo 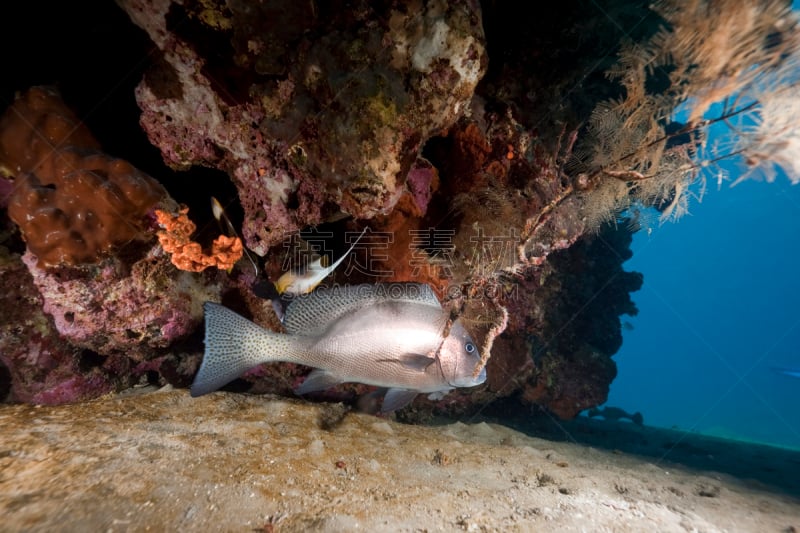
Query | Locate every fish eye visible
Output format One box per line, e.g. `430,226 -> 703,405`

465,342 -> 476,354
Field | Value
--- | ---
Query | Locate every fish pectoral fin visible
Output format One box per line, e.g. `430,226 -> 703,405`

381,388 -> 419,413
378,353 -> 437,372
295,369 -> 345,395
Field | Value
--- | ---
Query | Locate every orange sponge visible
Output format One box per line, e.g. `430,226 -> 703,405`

155,207 -> 243,272
1,87 -> 170,267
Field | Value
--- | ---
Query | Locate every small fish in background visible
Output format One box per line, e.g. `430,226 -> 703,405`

771,366 -> 800,379
209,196 -> 367,321
190,283 -> 487,413
211,196 -> 259,277
586,406 -> 644,426
212,195 -> 290,322
274,227 -> 367,296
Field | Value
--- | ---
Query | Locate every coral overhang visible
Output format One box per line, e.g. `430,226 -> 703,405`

0,1 -> 652,419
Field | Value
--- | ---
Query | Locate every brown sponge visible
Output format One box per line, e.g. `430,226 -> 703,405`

0,86 -> 100,175
1,87 -> 170,266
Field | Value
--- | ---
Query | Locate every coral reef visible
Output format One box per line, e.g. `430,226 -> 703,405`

0,1 -> 660,417
122,0 -> 487,256
0,86 -> 100,173
107,0 -> 647,419
517,223 -> 643,419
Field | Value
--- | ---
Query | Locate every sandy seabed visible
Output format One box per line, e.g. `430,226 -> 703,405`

0,387 -> 798,532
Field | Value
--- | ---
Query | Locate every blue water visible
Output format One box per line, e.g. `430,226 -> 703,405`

607,172 -> 800,450
604,0 -> 800,449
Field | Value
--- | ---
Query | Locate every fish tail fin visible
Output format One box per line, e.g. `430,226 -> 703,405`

190,302 -> 291,397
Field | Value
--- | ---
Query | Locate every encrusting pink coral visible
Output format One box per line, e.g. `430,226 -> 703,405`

155,207 -> 243,272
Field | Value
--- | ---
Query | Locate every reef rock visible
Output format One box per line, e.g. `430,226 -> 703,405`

121,0 -> 487,255
21,250 -> 222,361
0,255 -> 117,404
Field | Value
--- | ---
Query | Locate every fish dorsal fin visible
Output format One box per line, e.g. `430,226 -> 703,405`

283,282 -> 442,335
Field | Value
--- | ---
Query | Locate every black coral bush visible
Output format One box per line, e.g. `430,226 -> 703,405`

572,0 -> 800,229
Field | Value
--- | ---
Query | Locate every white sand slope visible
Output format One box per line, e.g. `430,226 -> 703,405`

0,388 -> 798,532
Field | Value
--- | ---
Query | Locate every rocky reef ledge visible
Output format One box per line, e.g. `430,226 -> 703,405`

1,388 -> 798,532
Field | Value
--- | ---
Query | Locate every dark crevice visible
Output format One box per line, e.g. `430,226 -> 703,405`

77,350 -> 106,373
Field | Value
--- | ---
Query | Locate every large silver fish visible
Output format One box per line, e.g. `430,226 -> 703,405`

190,283 -> 486,412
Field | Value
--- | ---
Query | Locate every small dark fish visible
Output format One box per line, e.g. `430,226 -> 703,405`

586,406 -> 643,426
191,283 -> 487,412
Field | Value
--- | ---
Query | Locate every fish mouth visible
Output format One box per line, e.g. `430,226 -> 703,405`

450,367 -> 487,388
475,367 -> 487,385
